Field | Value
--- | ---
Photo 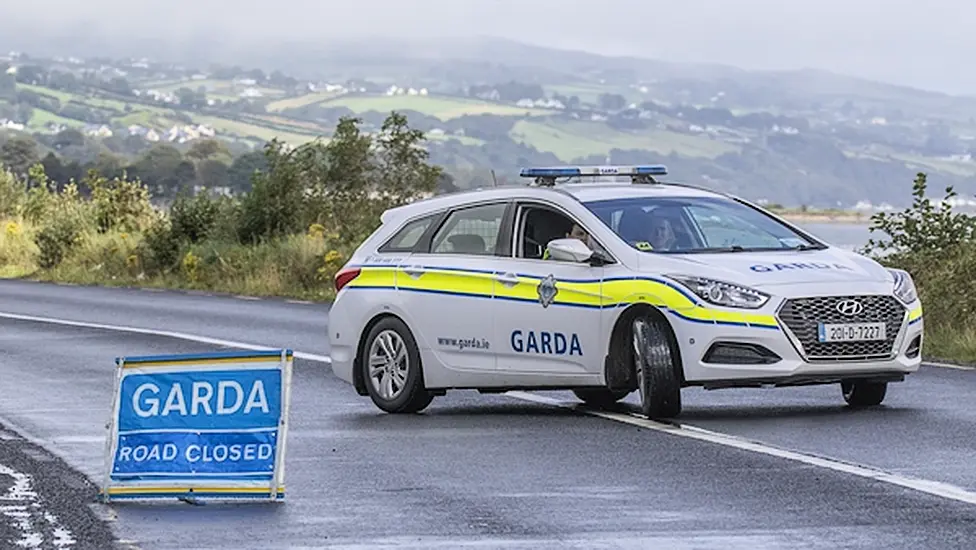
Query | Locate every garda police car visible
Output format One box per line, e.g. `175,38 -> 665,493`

328,165 -> 923,419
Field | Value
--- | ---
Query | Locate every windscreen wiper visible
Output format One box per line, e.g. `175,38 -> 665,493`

680,245 -> 749,254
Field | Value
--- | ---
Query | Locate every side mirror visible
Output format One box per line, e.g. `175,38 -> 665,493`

547,238 -> 594,263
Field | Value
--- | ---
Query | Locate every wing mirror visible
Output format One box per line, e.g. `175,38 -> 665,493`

546,238 -> 611,266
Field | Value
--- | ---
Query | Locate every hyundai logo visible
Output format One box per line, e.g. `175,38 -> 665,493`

836,299 -> 864,316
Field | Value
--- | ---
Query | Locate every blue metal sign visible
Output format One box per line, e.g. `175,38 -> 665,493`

101,349 -> 293,502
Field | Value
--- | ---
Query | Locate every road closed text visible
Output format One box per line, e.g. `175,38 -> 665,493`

116,442 -> 273,464
111,431 -> 277,476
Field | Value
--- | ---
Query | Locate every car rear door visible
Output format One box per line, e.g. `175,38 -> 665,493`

395,200 -> 511,374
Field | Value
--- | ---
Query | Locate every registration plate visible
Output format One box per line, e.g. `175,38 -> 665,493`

817,322 -> 886,342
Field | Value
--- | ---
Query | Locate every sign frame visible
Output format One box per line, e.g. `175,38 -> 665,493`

99,348 -> 294,503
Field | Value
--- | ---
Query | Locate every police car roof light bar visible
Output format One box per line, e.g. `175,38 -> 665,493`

519,165 -> 668,186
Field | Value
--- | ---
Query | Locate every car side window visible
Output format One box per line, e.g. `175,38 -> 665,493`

429,203 -> 507,256
515,203 -> 611,261
378,213 -> 439,252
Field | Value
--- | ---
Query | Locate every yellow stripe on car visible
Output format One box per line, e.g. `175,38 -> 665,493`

347,266 -> 397,288
908,303 -> 923,323
347,264 -> 779,329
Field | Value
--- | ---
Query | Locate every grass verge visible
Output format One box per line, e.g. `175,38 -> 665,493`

2,218 -> 338,302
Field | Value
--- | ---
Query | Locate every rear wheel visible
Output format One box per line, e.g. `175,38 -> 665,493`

572,388 -> 631,408
361,317 -> 434,414
632,315 -> 682,419
841,380 -> 887,408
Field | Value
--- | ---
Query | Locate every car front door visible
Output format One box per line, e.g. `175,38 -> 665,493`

492,201 -> 609,377
395,200 -> 511,374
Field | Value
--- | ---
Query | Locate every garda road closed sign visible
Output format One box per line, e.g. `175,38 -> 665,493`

100,349 -> 294,502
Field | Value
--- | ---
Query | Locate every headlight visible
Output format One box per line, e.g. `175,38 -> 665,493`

667,275 -> 770,309
889,268 -> 918,304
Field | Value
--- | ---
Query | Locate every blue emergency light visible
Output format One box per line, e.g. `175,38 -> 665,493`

518,164 -> 668,179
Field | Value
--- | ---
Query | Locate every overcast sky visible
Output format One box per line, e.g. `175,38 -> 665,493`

2,0 -> 972,94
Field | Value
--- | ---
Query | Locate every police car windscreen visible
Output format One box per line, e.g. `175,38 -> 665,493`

583,196 -> 822,253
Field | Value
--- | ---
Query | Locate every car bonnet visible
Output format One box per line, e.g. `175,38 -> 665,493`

637,247 -> 892,288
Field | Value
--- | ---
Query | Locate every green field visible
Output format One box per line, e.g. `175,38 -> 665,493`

844,149 -> 976,178
266,91 -> 346,112
151,79 -> 286,99
318,94 -> 556,121
19,83 -> 75,103
544,83 -> 645,105
891,153 -> 976,178
193,115 -> 322,145
27,108 -> 85,130
510,119 -> 741,161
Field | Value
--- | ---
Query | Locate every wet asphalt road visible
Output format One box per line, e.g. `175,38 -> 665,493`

1,280 -> 976,549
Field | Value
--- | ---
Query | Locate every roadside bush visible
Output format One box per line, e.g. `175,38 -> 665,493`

138,211 -> 180,272
862,172 -> 976,362
170,192 -> 219,243
0,164 -> 25,218
33,182 -> 92,269
0,219 -> 37,277
0,112 -> 439,300
862,172 -> 976,259
86,170 -> 155,234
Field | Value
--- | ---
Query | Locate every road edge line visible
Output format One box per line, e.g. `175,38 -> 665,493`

0,311 -> 332,364
924,360 -> 976,371
504,390 -> 976,507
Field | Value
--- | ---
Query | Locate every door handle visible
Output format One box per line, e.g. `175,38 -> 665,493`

494,272 -> 520,286
402,266 -> 426,278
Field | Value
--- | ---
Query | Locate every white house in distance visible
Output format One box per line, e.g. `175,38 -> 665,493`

384,85 -> 429,97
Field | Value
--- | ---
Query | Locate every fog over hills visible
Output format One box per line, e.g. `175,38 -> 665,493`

1,0 -> 974,94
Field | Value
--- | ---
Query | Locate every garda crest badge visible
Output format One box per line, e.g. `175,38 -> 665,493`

537,274 -> 558,308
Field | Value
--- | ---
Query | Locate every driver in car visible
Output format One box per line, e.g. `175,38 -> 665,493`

648,217 -> 677,250
543,223 -> 594,260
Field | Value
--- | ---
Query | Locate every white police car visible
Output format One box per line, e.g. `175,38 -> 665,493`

328,165 -> 924,418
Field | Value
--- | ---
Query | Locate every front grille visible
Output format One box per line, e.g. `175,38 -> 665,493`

776,295 -> 907,361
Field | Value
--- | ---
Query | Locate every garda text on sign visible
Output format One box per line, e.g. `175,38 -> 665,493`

101,349 -> 293,502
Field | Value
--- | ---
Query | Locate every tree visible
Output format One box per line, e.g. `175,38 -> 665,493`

197,159 -> 230,189
0,73 -> 16,99
598,93 -> 627,112
227,151 -> 268,193
237,139 -> 308,243
862,172 -> 976,259
130,144 -> 185,197
186,139 -> 229,162
0,136 -> 40,177
436,172 -> 459,194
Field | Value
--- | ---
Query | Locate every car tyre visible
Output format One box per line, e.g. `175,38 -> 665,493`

361,317 -> 434,414
572,388 -> 631,408
632,315 -> 682,419
841,380 -> 887,408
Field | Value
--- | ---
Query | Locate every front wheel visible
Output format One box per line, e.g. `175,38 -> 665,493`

841,380 -> 887,408
361,317 -> 434,414
632,315 -> 682,419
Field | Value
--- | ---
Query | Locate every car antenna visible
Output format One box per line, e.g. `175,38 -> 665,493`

490,169 -> 498,187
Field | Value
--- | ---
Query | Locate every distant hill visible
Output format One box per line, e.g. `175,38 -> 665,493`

3,34 -> 976,209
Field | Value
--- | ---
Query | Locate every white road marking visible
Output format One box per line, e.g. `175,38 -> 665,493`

2,309 -> 976,507
0,312 -> 332,364
0,463 -> 75,548
505,391 -> 976,506
922,360 -> 975,371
